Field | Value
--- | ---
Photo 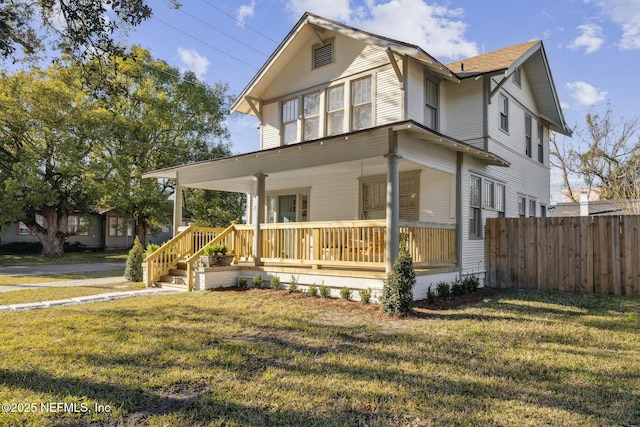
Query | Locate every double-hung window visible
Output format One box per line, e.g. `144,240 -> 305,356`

351,76 -> 372,131
282,98 -> 298,145
529,199 -> 536,218
537,124 -> 544,163
325,85 -> 344,136
499,94 -> 509,132
518,196 -> 527,218
425,76 -> 438,130
361,171 -> 419,221
525,114 -> 532,157
303,92 -> 320,141
469,175 -> 482,238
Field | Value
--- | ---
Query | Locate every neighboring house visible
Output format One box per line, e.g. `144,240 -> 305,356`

561,187 -> 601,202
143,13 -> 571,294
0,210 -> 173,251
552,198 -> 640,216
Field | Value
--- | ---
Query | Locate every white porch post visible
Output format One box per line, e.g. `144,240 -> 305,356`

172,172 -> 183,236
252,173 -> 267,266
385,148 -> 401,274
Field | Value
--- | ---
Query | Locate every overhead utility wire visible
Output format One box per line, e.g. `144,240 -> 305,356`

199,0 -> 279,44
161,0 -> 268,57
152,16 -> 259,70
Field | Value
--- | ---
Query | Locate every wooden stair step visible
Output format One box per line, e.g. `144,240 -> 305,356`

159,275 -> 186,285
168,268 -> 188,277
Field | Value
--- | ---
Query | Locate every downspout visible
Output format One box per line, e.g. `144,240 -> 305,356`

456,152 -> 463,279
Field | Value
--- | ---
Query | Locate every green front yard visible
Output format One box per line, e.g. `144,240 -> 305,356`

0,251 -> 128,267
0,289 -> 638,426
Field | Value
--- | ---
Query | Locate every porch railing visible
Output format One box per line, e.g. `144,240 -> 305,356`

144,220 -> 456,288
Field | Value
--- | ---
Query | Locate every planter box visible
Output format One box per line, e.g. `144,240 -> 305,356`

200,254 -> 234,267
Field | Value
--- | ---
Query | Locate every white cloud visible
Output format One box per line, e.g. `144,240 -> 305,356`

568,24 -> 604,53
177,48 -> 211,80
285,0 -> 478,60
236,1 -> 256,25
566,81 -> 608,106
597,0 -> 640,49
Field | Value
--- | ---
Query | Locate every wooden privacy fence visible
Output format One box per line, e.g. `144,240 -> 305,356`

485,216 -> 640,296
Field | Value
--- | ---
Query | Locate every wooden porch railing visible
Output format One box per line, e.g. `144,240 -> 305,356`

145,220 -> 456,289
143,225 -> 225,287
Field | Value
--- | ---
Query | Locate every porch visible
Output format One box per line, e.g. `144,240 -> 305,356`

144,220 -> 456,291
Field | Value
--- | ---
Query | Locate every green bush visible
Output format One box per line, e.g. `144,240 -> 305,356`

204,243 -> 227,255
270,275 -> 280,290
436,281 -> 451,298
144,243 -> 160,257
380,237 -> 415,315
252,274 -> 263,288
288,275 -> 299,293
463,275 -> 480,292
451,280 -> 465,296
308,284 -> 318,297
426,287 -> 436,303
359,288 -> 372,305
340,286 -> 352,300
124,236 -> 144,282
319,283 -> 330,298
237,278 -> 248,289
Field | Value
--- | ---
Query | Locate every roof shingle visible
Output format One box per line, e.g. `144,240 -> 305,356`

446,40 -> 540,74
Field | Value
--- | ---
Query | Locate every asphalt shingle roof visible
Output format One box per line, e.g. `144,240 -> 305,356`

446,40 -> 540,74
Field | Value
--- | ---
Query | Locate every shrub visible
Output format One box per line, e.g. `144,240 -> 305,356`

124,236 -> 144,282
436,281 -> 450,298
380,237 -> 415,315
63,241 -> 86,253
463,275 -> 480,292
270,275 -> 280,290
308,284 -> 318,297
144,243 -> 160,257
319,283 -> 330,298
288,275 -> 299,293
252,274 -> 263,288
237,278 -> 248,289
359,288 -> 372,305
452,280 -> 465,296
426,287 -> 436,303
204,243 -> 227,255
340,286 -> 352,300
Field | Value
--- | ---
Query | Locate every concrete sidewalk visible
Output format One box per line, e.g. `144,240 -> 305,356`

0,287 -> 180,313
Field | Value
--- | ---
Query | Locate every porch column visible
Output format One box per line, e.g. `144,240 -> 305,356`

252,173 -> 267,266
173,173 -> 183,236
385,152 -> 401,274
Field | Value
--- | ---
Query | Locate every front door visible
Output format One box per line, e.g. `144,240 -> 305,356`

278,195 -> 297,223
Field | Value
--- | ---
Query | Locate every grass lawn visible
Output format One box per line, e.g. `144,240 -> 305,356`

0,282 -> 145,305
0,251 -> 128,267
0,289 -> 638,426
0,270 -> 126,287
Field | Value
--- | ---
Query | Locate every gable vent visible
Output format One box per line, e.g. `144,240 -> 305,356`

313,43 -> 333,69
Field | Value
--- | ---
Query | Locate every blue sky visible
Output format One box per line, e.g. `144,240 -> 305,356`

127,0 -> 639,202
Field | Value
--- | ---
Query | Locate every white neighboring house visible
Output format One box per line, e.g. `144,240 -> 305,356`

143,13 -> 571,295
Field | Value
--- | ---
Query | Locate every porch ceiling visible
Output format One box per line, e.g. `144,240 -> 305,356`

143,120 -> 508,192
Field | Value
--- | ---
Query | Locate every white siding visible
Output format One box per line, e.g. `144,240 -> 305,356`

261,102 -> 280,150
376,67 -> 402,125
442,78 -> 484,146
405,58 -> 424,123
397,133 -> 457,174
419,169 -> 455,223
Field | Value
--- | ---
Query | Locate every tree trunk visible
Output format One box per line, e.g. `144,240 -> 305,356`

31,207 -> 69,257
134,215 -> 149,248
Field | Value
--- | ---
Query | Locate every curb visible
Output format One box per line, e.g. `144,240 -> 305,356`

0,288 -> 181,313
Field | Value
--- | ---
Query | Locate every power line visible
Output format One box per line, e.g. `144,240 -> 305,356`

199,0 -> 279,45
152,16 -> 259,70
162,0 -> 268,57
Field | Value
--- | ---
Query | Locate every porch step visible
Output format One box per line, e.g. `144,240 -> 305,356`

153,281 -> 189,292
159,275 -> 186,285
168,268 -> 188,277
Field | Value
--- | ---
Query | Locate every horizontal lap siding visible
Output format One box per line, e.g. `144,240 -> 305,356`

376,67 -> 402,125
442,79 -> 483,145
419,169 -> 455,223
405,59 -> 424,123
262,102 -> 280,150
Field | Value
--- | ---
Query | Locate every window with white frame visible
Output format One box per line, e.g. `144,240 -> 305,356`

469,175 -> 482,238
281,98 -> 298,145
540,204 -> 547,217
425,76 -> 438,130
484,180 -> 495,209
529,199 -> 536,217
351,76 -> 372,131
537,123 -> 544,163
525,114 -> 532,157
313,42 -> 333,69
496,183 -> 506,218
513,67 -> 522,87
518,195 -> 526,218
18,222 -> 30,235
361,171 -> 419,221
303,91 -> 320,141
325,84 -> 344,136
499,94 -> 509,132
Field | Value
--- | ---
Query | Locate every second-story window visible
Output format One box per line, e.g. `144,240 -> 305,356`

537,123 -> 544,163
499,94 -> 509,132
351,76 -> 372,131
425,76 -> 438,130
513,67 -> 522,87
303,92 -> 320,140
325,84 -> 344,136
282,98 -> 298,145
525,114 -> 532,157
